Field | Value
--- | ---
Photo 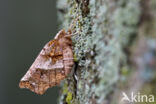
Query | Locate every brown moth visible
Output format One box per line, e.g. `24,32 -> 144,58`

19,29 -> 74,95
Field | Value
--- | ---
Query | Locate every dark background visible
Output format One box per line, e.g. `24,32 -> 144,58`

0,0 -> 59,104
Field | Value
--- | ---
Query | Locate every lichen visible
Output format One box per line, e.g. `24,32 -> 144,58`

58,79 -> 76,104
66,92 -> 73,104
113,0 -> 141,46
57,0 -> 141,103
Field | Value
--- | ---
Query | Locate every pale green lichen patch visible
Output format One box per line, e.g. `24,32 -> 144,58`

57,0 -> 141,103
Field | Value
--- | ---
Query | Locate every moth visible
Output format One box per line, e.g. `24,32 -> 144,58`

19,29 -> 74,95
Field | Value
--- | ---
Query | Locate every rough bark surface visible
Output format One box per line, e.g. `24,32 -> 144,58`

56,0 -> 156,104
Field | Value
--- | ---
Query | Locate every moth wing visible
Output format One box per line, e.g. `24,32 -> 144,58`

19,40 -> 66,95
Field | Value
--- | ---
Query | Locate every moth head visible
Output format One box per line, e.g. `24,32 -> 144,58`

54,29 -> 66,39
55,29 -> 72,46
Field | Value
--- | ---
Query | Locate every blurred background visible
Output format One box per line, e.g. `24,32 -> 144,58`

0,0 -> 59,104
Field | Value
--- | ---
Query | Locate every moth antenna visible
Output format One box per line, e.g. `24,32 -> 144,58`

65,29 -> 78,38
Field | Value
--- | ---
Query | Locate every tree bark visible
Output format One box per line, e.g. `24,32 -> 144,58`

56,0 -> 156,104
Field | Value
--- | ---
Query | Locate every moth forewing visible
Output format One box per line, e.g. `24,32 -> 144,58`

19,29 -> 74,95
